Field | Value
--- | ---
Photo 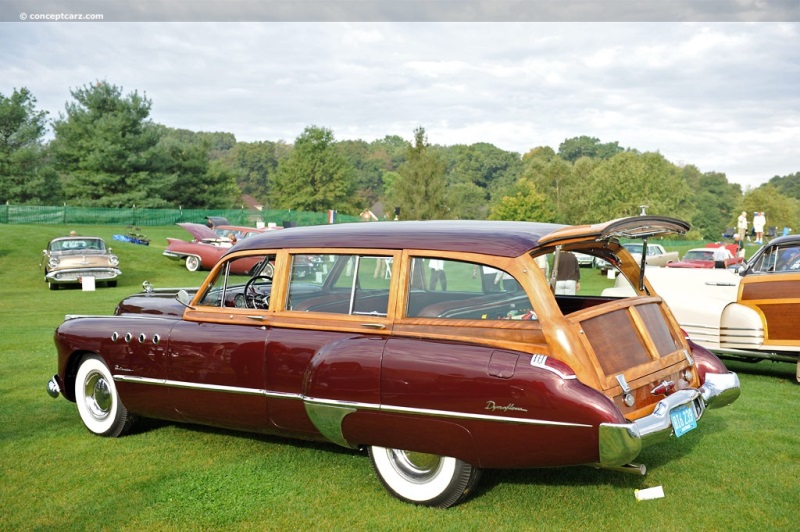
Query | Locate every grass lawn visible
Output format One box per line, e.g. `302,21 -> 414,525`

1,224 -> 798,530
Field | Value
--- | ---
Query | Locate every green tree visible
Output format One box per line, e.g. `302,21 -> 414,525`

337,139 -> 386,209
682,167 -> 742,240
0,87 -> 60,204
767,171 -> 800,202
489,177 -> 555,222
446,181 -> 487,219
521,156 -> 574,223
219,140 -> 287,203
50,81 -> 168,207
157,127 -> 240,209
588,152 -> 695,222
558,136 -> 624,163
269,126 -> 356,213
390,127 -> 449,220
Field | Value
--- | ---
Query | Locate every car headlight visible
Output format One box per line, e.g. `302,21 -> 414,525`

109,255 -> 120,267
48,257 -> 59,269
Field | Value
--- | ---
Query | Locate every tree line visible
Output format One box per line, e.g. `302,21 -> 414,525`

2,82 -> 799,239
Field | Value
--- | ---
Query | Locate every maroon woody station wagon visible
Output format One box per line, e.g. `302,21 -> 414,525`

47,216 -> 740,507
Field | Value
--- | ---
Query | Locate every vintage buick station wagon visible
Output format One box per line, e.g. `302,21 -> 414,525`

47,217 -> 740,507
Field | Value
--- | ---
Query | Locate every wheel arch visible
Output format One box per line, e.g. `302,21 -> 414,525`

62,349 -> 101,402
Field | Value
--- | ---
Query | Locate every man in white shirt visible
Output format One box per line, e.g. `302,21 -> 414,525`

713,245 -> 733,269
753,212 -> 766,244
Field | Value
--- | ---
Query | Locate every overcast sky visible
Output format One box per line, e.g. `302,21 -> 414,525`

2,3 -> 799,189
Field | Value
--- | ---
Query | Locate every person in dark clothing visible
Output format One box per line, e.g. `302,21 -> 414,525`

555,251 -> 581,295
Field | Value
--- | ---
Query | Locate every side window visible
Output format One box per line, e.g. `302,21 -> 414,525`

287,254 -> 391,316
750,247 -> 777,273
777,246 -> 800,271
755,245 -> 800,272
197,255 -> 274,309
406,257 -> 533,320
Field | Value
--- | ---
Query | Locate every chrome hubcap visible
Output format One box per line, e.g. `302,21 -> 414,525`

83,371 -> 112,421
389,450 -> 443,483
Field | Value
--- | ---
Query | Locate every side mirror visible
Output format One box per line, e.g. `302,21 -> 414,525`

176,289 -> 193,307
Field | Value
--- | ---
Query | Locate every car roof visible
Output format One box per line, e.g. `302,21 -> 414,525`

233,220 -> 566,258
763,234 -> 800,246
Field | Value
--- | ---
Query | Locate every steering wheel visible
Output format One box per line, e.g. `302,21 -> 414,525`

244,273 -> 273,309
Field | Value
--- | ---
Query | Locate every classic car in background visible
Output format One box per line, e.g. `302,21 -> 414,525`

604,234 -> 800,382
47,216 -> 739,508
666,243 -> 743,270
41,235 -> 121,290
573,252 -> 596,267
594,242 -> 678,272
163,223 -> 268,271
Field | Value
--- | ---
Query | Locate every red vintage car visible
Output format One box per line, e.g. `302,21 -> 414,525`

666,243 -> 743,269
47,217 -> 739,508
163,223 -> 270,272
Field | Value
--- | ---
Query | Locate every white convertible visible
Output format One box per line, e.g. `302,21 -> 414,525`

603,235 -> 800,382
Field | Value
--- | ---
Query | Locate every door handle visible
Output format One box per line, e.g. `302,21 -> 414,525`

360,323 -> 386,330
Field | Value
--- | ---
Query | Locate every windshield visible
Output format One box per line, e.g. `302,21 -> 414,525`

684,250 -> 713,261
50,238 -> 106,252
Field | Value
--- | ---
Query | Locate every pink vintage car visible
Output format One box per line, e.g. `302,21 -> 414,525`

163,223 -> 270,272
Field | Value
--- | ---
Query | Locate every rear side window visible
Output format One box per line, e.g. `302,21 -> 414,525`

287,254 -> 391,316
406,257 -> 534,320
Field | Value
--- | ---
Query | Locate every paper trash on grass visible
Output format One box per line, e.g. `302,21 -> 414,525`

634,486 -> 665,501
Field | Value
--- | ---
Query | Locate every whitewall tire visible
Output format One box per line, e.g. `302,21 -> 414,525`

185,255 -> 201,271
74,355 -> 136,437
368,446 -> 481,508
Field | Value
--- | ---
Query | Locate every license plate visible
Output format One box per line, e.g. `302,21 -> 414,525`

671,404 -> 697,438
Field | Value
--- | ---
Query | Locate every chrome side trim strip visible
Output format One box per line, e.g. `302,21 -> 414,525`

375,403 -> 592,428
115,375 -> 592,428
114,375 -> 298,399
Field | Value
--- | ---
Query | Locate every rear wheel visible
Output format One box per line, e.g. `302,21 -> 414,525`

74,355 -> 136,437
368,446 -> 481,508
185,255 -> 201,271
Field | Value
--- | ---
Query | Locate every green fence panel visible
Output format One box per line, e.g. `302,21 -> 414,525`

0,205 -> 360,227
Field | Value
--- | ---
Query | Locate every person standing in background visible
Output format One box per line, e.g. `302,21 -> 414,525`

429,259 -> 447,290
753,211 -> 766,244
555,252 -> 580,295
737,211 -> 749,243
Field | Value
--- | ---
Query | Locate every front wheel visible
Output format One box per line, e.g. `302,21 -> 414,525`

368,446 -> 481,508
74,355 -> 136,437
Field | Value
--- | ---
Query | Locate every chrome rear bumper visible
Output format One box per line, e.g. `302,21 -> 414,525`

597,371 -> 740,470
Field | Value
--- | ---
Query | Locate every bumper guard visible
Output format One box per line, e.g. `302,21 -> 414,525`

597,371 -> 740,470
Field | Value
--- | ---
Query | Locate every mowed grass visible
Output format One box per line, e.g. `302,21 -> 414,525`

1,224 -> 798,530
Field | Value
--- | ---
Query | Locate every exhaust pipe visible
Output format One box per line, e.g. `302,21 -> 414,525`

597,463 -> 647,475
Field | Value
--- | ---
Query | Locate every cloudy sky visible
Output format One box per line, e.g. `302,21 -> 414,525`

2,2 -> 799,189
